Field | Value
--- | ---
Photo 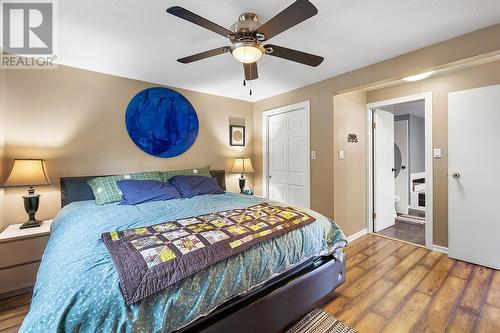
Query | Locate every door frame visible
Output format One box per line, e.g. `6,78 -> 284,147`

262,100 -> 311,208
366,93 -> 433,249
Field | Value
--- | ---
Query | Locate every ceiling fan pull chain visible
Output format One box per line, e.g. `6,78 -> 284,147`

249,65 -> 253,95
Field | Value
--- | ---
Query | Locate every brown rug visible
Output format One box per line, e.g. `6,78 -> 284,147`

286,309 -> 358,333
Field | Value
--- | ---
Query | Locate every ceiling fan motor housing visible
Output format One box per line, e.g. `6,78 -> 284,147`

230,13 -> 262,42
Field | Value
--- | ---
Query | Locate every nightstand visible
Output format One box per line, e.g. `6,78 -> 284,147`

0,220 -> 53,297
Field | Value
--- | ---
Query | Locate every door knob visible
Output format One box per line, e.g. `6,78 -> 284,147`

391,168 -> 396,172
450,172 -> 461,178
401,165 -> 406,170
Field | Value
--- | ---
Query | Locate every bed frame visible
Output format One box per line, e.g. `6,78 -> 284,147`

59,170 -> 346,333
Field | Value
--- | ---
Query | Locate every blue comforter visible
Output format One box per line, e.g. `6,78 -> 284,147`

20,193 -> 346,333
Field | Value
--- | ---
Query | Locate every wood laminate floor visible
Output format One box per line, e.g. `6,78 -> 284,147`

1,234 -> 499,333
323,234 -> 500,333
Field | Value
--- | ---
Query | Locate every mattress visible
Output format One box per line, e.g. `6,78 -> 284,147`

20,193 -> 346,333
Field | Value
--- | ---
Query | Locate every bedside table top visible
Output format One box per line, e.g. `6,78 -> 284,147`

0,220 -> 54,242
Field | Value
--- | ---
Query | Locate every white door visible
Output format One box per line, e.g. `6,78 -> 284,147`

268,113 -> 287,203
267,108 -> 310,208
448,84 -> 500,270
394,120 -> 409,214
374,109 -> 396,232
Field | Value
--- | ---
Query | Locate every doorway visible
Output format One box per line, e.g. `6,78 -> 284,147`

367,93 -> 433,249
262,101 -> 310,208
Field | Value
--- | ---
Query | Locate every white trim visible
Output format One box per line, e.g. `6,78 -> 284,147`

262,101 -> 311,208
366,92 -> 434,250
346,229 -> 368,242
433,245 -> 449,254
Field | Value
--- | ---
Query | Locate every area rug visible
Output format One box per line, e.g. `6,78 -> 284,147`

395,214 -> 426,225
286,309 -> 358,333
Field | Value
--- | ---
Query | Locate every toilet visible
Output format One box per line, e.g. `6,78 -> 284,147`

394,195 -> 400,218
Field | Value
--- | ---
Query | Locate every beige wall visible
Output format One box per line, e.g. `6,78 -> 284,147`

1,65 -> 253,230
333,91 -> 367,236
367,59 -> 500,247
253,24 -> 500,238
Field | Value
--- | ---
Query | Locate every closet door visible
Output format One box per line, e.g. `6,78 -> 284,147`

268,113 -> 287,203
286,109 -> 309,207
268,109 -> 310,208
449,84 -> 500,269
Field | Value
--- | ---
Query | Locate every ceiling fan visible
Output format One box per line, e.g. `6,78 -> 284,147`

166,0 -> 324,88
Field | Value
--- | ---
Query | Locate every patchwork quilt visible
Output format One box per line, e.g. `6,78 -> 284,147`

102,203 -> 316,304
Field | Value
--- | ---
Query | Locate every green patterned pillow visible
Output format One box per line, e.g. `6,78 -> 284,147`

87,171 -> 162,205
159,166 -> 211,182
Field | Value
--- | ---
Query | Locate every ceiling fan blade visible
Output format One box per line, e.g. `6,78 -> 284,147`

256,0 -> 318,41
244,62 -> 258,80
177,47 -> 230,63
264,44 -> 323,67
167,6 -> 233,38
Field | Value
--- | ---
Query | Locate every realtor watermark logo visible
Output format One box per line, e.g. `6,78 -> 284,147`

1,0 -> 57,68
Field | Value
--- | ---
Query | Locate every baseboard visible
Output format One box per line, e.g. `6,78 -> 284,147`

346,229 -> 368,242
432,245 -> 449,254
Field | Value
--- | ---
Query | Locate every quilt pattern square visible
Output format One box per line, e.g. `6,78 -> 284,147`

209,217 -> 234,228
162,229 -> 190,241
177,217 -> 201,226
124,227 -> 154,240
130,235 -> 163,250
141,245 -> 177,268
260,215 -> 285,225
173,235 -> 205,255
225,225 -> 249,236
231,214 -> 254,224
243,220 -> 269,232
187,223 -> 215,233
152,223 -> 179,233
200,230 -> 230,244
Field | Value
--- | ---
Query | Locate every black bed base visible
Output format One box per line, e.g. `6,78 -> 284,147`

177,254 -> 346,333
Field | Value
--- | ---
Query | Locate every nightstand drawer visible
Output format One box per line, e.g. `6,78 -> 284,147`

0,235 -> 49,269
0,261 -> 40,294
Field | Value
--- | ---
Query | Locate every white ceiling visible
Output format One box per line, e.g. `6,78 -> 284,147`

56,0 -> 500,101
380,100 -> 425,118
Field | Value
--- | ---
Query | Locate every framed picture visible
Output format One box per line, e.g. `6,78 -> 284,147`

229,125 -> 245,146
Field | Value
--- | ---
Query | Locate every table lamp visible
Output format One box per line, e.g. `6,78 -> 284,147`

4,159 -> 51,229
231,158 -> 254,193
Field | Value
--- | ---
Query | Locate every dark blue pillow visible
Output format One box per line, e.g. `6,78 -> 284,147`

117,179 -> 181,205
169,176 -> 224,198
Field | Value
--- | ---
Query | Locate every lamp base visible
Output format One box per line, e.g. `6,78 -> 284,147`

21,187 -> 41,229
239,174 -> 246,194
20,219 -> 42,229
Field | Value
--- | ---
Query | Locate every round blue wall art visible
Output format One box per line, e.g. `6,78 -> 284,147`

125,87 -> 199,158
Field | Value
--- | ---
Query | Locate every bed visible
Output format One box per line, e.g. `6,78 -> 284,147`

20,170 -> 347,333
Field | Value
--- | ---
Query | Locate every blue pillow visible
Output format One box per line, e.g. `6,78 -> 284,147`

117,179 -> 181,205
169,176 -> 224,198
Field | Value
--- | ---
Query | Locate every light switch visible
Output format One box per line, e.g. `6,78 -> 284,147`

311,150 -> 317,160
433,148 -> 442,159
338,149 -> 345,160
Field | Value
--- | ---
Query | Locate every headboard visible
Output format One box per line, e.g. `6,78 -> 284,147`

60,170 -> 226,207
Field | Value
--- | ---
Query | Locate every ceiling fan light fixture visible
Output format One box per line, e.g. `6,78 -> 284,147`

232,43 -> 263,64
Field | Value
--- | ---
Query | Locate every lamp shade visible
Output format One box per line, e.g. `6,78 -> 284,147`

4,159 -> 51,187
231,158 -> 254,174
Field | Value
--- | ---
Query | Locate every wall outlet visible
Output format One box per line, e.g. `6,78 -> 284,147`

311,150 -> 317,160
338,149 -> 345,160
